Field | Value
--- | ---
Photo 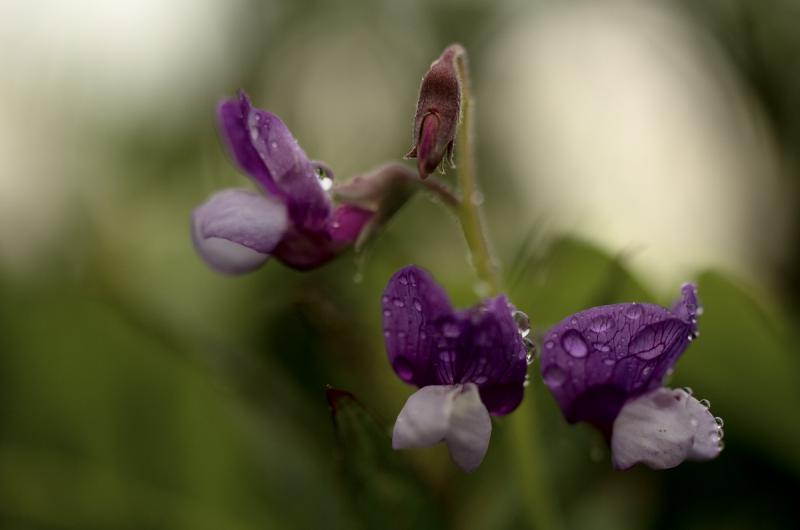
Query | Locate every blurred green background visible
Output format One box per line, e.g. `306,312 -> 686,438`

1,0 -> 799,528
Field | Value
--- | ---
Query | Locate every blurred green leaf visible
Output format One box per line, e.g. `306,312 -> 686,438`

327,388 -> 443,530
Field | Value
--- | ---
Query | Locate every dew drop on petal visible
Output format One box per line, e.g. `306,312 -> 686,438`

682,386 -> 693,396
544,340 -> 555,350
589,315 -> 614,333
393,298 -> 405,308
625,304 -> 643,320
513,310 -> 531,338
699,398 -> 711,409
413,299 -> 423,312
474,375 -> 488,384
715,416 -> 724,427
561,329 -> 588,358
383,310 -> 391,318
543,365 -> 566,387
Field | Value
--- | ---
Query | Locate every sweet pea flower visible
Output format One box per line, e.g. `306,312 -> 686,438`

193,91 -> 414,274
540,284 -> 724,470
383,265 -> 530,472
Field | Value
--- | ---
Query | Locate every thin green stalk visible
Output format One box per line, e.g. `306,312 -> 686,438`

454,52 -> 501,296
453,50 -> 563,530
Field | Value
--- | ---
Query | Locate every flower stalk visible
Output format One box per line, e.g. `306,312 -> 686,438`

450,46 -> 563,530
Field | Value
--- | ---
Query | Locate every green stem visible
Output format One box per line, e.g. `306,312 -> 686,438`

453,49 -> 563,530
454,51 -> 501,296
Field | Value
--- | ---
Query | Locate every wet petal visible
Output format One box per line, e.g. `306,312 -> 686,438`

451,296 -> 528,416
272,205 -> 373,271
382,266 -> 454,387
192,188 -> 288,275
392,385 -> 454,450
611,387 -> 723,470
445,383 -> 492,472
392,384 -> 492,473
217,91 -> 331,232
540,285 -> 698,435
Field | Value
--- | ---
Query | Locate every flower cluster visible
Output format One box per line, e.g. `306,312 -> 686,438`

192,44 -> 723,474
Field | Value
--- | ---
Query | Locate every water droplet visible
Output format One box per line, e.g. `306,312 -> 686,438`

270,141 -> 278,149
439,350 -> 450,361
592,342 -> 610,353
710,432 -> 721,444
543,365 -> 566,387
603,358 -> 615,366
690,417 -> 699,428
382,296 -> 389,304
413,300 -> 423,312
523,376 -> 531,388
393,358 -> 414,382
470,191 -> 485,205
513,310 -> 531,338
545,340 -> 555,349
589,315 -> 614,333
474,375 -> 488,384
393,298 -> 405,308
318,175 -> 333,191
714,416 -> 724,427
399,276 -> 408,285
383,310 -> 391,318
524,337 -> 536,364
629,324 -> 667,360
570,317 -> 578,326
699,398 -> 711,409
625,304 -> 643,320
561,329 -> 588,358
442,322 -> 460,338
681,386 -> 693,396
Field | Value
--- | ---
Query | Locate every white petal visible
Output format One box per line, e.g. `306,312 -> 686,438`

192,188 -> 289,275
612,387 -> 723,470
392,386 -> 455,449
445,383 -> 492,473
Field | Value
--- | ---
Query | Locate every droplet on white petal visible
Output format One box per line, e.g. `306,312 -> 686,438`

611,387 -> 723,470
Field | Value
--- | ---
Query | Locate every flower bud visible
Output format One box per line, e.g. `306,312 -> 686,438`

405,44 -> 464,179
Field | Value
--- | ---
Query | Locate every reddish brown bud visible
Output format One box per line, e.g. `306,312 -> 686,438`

405,44 -> 464,179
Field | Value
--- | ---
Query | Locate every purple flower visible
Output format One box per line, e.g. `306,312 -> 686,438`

193,91 -> 405,274
383,265 -> 529,472
540,284 -> 724,470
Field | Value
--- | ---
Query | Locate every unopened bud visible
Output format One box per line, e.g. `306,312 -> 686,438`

405,44 -> 464,179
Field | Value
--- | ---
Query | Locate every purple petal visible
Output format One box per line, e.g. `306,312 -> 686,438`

450,296 -> 528,415
611,387 -> 723,470
382,266 -> 454,386
192,188 -> 289,275
540,286 -> 699,436
382,266 -> 528,415
272,205 -> 373,271
217,91 -> 331,232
